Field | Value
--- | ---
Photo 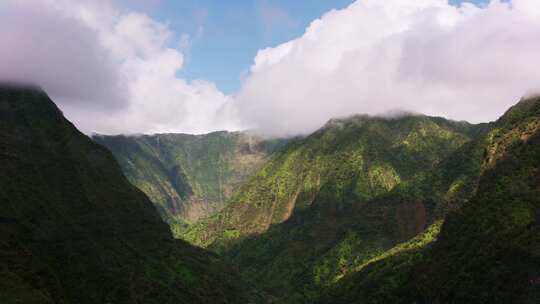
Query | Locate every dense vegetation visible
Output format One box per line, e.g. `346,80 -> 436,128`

89,96 -> 540,303
6,83 -> 537,304
94,131 -> 287,234
320,97 -> 540,304
0,86 -> 255,303
182,113 -> 490,302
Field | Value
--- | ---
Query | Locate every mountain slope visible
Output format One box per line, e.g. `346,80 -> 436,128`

0,86 -> 253,303
183,113 -> 484,301
93,131 -> 287,231
320,97 -> 540,304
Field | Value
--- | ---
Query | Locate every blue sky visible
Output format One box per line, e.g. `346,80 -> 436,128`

123,0 -> 488,94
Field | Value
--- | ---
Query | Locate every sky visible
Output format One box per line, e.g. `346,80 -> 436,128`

144,0 -> 355,94
1,0 -> 539,137
122,0 -> 486,94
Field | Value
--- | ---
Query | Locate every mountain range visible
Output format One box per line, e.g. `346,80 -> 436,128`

182,112 -> 488,301
1,84 -> 538,303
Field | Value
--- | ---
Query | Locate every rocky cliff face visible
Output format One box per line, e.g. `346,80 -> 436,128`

94,131 -> 289,233
0,85 -> 253,304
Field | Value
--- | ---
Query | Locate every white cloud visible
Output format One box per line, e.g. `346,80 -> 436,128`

232,0 -> 540,137
2,0 -> 540,137
0,0 -> 238,134
0,0 -> 126,110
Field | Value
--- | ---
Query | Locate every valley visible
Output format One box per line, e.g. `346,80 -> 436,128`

94,91 -> 539,303
93,131 -> 290,235
3,1 -> 539,303
1,84 -> 538,303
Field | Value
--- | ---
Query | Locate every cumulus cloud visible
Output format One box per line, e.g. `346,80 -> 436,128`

0,0 -> 238,134
2,0 -> 540,137
232,0 -> 540,137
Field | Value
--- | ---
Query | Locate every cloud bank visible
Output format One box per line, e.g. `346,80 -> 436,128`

233,0 -> 540,136
0,0 -> 238,134
1,0 -> 540,137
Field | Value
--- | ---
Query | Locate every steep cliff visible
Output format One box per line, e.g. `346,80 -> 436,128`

94,131 -> 288,233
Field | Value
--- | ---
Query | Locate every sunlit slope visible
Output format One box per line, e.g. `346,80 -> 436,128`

320,97 -> 540,304
184,113 -> 485,301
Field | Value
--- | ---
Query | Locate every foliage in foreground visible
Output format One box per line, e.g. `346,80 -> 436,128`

0,86 -> 255,304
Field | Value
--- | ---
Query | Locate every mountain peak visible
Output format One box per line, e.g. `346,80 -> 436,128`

0,82 -> 44,93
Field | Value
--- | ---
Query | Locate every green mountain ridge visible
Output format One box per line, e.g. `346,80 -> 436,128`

182,112 -> 490,302
0,86 -> 256,303
7,82 -> 537,304
93,131 -> 290,235
86,95 -> 539,303
320,96 -> 540,303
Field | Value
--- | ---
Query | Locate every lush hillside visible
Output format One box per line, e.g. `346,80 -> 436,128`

183,113 -> 486,302
320,97 -> 540,304
0,86 -> 256,303
93,131 -> 287,233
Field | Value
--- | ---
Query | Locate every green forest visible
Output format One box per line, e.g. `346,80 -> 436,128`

1,86 -> 539,303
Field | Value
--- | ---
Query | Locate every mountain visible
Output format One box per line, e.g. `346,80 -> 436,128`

182,113 -> 487,302
320,97 -> 540,303
93,131 -> 289,234
0,85 -> 255,303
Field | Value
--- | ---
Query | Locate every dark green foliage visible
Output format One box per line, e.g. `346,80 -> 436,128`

13,78 -> 535,304
320,97 -> 540,304
319,222 -> 443,304
0,86 -> 253,303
